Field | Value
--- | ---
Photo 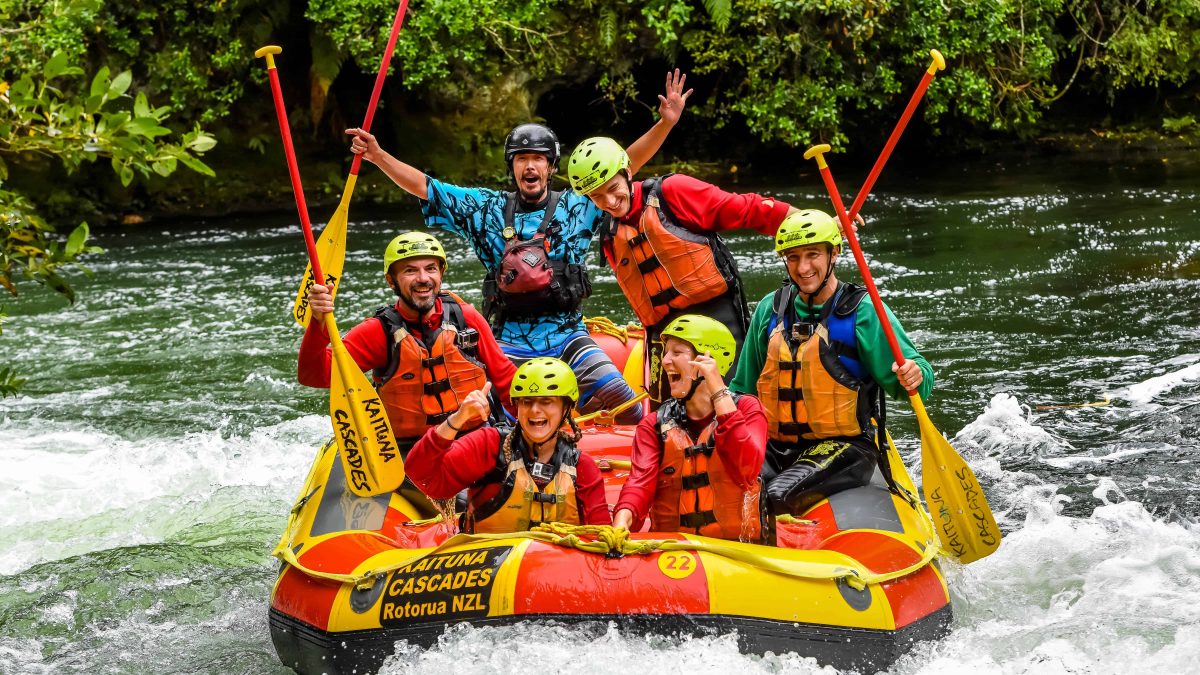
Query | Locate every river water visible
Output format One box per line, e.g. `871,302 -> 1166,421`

2,153 -> 1199,674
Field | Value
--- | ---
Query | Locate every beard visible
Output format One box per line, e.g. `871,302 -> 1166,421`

398,284 -> 437,313
516,173 -> 548,204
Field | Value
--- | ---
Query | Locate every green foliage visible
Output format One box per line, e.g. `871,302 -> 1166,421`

0,50 -> 215,395
1070,0 -> 1200,93
0,365 -> 26,398
0,0 -> 286,125
8,0 -> 1196,165
0,188 -> 103,302
1163,115 -> 1198,135
1,57 -> 216,186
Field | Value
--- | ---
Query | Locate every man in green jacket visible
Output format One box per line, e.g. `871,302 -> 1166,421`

729,209 -> 933,515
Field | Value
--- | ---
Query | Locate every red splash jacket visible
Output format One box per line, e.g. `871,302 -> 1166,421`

297,296 -> 515,412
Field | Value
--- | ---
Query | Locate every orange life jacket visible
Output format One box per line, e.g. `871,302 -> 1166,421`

756,283 -> 877,443
468,431 -> 581,533
600,176 -> 739,328
373,293 -> 491,440
650,398 -> 763,542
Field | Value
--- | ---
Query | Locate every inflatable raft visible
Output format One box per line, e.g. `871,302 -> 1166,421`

269,326 -> 952,674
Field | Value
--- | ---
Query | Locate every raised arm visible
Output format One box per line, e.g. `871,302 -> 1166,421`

347,128 -> 429,200
624,69 -> 693,174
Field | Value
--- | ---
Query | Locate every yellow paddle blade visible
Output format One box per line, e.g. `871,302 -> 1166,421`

913,395 -> 1002,564
292,175 -> 356,327
623,334 -> 646,393
325,314 -> 404,497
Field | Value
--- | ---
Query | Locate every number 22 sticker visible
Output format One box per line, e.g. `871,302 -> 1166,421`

657,551 -> 699,579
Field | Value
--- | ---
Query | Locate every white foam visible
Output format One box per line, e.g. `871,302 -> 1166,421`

1122,361 -> 1200,404
892,489 -> 1200,674
0,416 -> 329,574
380,622 -> 840,675
954,393 -> 1072,471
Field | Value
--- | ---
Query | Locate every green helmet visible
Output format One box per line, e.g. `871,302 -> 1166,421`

660,314 -> 737,377
774,209 -> 842,255
510,357 -> 579,402
567,137 -> 630,195
383,231 -> 447,274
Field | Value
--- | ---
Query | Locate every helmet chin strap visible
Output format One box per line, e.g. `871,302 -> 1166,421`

680,374 -> 705,404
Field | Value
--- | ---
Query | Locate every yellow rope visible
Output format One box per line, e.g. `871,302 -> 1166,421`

1035,395 -> 1112,411
583,317 -> 628,341
575,392 -> 650,426
275,521 -> 940,593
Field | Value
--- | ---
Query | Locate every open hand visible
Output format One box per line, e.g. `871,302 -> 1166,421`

657,69 -> 693,127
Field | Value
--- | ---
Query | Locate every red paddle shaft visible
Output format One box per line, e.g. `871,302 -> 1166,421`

847,50 -> 945,221
807,148 -> 913,395
257,48 -> 325,284
349,0 -> 410,177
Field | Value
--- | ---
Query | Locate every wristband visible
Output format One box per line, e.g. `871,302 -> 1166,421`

709,387 -> 732,404
445,417 -> 462,432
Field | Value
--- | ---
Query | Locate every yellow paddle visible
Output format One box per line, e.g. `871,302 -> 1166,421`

258,46 -> 404,497
804,143 -> 1001,564
291,0 -> 411,328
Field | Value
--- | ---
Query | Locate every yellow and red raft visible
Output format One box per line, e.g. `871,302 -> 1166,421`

269,325 -> 952,674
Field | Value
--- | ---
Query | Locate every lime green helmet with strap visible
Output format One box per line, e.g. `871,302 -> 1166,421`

510,357 -> 579,402
774,209 -> 842,254
567,137 -> 630,195
660,314 -> 737,376
383,231 -> 447,274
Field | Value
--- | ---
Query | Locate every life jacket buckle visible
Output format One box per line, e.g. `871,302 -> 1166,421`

791,322 -> 817,340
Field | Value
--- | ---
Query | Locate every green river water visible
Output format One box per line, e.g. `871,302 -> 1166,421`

2,153 -> 1199,673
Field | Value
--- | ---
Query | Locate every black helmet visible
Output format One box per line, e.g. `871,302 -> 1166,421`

504,123 -> 560,173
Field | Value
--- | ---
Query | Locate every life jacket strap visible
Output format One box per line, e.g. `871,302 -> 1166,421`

683,443 -> 713,458
426,412 -> 452,425
679,511 -> 718,528
637,257 -> 663,274
532,492 -> 560,504
422,355 -> 446,368
777,388 -> 804,402
681,473 -> 711,490
650,287 -> 681,307
424,380 -> 453,395
778,422 -> 812,436
829,340 -> 858,359
627,232 -> 648,247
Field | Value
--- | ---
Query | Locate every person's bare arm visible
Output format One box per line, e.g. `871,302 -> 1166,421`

346,128 -> 428,200
624,69 -> 693,174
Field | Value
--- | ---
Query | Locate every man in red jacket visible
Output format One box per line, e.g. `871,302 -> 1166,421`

565,137 -> 796,405
298,231 -> 516,515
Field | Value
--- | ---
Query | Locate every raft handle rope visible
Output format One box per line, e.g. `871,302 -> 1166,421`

273,519 -> 942,593
583,317 -> 643,342
273,439 -> 944,593
575,391 -> 649,426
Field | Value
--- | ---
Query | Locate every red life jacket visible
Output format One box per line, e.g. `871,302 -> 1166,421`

373,293 -> 491,440
650,398 -> 763,542
600,176 -> 739,328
